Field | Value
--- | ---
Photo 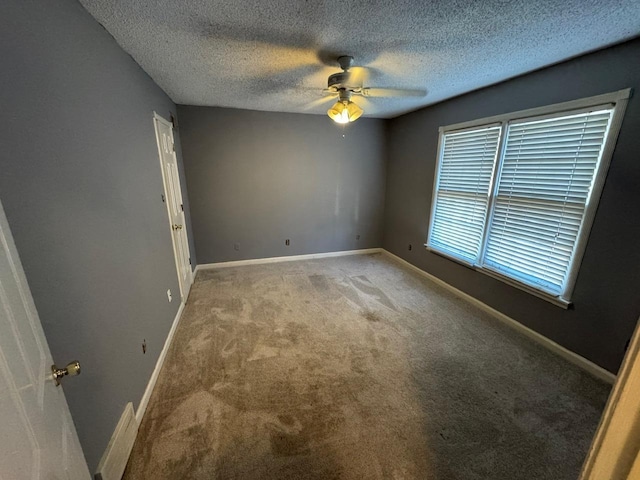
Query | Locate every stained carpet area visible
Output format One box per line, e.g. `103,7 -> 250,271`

123,253 -> 609,479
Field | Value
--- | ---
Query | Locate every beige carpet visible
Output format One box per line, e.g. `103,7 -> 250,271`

123,253 -> 609,479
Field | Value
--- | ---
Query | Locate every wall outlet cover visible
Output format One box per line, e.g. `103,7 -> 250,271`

166,289 -> 172,302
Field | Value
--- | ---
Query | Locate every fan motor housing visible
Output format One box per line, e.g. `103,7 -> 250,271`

328,71 -> 353,89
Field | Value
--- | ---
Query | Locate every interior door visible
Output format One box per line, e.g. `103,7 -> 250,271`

153,113 -> 192,303
0,200 -> 90,479
580,317 -> 640,479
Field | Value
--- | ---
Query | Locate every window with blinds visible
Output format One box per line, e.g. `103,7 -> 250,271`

427,93 -> 626,304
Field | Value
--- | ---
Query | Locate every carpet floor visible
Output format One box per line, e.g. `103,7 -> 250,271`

123,253 -> 610,479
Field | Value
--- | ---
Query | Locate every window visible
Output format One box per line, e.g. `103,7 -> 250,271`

427,90 -> 630,307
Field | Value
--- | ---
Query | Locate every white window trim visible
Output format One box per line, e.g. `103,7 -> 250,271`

426,89 -> 631,309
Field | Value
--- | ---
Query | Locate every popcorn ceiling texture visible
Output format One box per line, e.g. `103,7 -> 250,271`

78,0 -> 640,118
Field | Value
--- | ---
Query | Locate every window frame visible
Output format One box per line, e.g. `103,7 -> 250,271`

426,89 -> 631,308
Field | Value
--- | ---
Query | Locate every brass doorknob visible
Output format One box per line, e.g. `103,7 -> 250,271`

51,361 -> 81,386
172,224 -> 183,230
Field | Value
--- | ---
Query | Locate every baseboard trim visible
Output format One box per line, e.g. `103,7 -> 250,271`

136,301 -> 185,423
381,249 -> 616,384
195,248 -> 384,271
95,403 -> 138,480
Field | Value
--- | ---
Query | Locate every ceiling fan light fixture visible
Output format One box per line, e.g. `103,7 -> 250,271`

327,100 -> 363,124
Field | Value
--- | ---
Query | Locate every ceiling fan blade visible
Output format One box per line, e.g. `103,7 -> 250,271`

361,87 -> 427,98
354,95 -> 374,111
303,94 -> 337,111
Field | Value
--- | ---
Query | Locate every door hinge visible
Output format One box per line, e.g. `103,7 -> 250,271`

189,257 -> 192,265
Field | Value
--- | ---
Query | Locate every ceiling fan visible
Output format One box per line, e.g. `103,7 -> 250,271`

322,55 -> 427,124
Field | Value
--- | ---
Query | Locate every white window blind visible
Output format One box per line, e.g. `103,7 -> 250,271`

426,89 -> 631,306
482,109 -> 613,295
428,126 -> 500,263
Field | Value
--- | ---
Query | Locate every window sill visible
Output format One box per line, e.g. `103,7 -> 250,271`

424,245 -> 572,309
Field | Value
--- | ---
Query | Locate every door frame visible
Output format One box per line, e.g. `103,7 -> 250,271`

152,112 -> 193,302
580,316 -> 640,479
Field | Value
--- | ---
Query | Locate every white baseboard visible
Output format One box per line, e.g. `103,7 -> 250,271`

95,403 -> 138,480
195,248 -> 383,271
97,302 -> 186,478
381,250 -> 616,384
136,301 -> 186,423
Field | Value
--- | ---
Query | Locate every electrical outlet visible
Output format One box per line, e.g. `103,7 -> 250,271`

142,339 -> 147,354
167,289 -> 172,303
285,239 -> 290,246
356,234 -> 361,240
234,242 -> 240,251
408,244 -> 413,251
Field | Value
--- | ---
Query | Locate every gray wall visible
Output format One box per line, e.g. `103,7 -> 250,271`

177,106 -> 387,264
384,38 -> 640,374
0,0 -> 195,471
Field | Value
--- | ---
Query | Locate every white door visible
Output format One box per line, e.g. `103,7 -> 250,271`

153,113 -> 192,303
0,200 -> 90,479
580,317 -> 640,480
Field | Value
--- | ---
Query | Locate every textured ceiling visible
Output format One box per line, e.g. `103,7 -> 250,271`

79,0 -> 640,118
